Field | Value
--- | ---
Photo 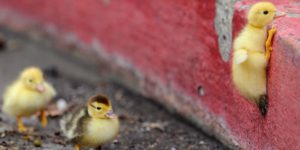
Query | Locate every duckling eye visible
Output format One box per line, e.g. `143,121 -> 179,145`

96,107 -> 101,110
263,10 -> 269,15
28,79 -> 33,83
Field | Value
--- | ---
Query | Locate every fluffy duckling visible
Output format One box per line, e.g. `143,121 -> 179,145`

2,67 -> 56,132
232,2 -> 285,116
60,94 -> 119,150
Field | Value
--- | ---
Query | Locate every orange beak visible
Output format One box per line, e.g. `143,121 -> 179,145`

36,84 -> 45,93
274,11 -> 286,19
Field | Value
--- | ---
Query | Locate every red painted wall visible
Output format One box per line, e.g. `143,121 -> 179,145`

232,1 -> 300,149
0,0 -> 299,149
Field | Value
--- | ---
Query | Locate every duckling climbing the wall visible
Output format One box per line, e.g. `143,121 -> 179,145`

2,67 -> 56,132
60,94 -> 119,150
232,2 -> 285,116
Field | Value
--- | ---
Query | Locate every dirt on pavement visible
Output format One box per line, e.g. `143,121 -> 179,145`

0,27 -> 227,150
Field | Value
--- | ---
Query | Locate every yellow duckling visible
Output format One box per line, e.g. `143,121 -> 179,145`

232,2 -> 285,116
2,67 -> 56,132
60,94 -> 119,150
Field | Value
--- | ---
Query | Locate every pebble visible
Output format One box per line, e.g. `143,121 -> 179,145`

57,99 -> 67,112
199,140 -> 205,145
33,139 -> 42,147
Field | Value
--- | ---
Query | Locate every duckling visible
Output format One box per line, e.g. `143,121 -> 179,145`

2,67 -> 56,132
60,94 -> 119,150
232,2 -> 285,116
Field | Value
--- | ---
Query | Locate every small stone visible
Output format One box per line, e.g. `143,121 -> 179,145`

22,135 -> 32,141
179,136 -> 184,140
129,145 -> 135,149
142,122 -> 167,132
8,140 -> 14,145
33,139 -> 42,147
1,141 -> 8,146
113,139 -> 120,145
57,99 -> 67,112
0,132 -> 5,138
52,138 -> 66,145
118,114 -> 128,120
54,131 -> 61,136
114,90 -> 124,100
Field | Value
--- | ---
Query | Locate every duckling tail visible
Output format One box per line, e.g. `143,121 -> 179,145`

257,94 -> 268,117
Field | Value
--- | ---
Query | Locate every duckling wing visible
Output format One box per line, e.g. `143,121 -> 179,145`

60,107 -> 89,142
44,82 -> 57,101
234,49 -> 248,64
2,81 -> 19,103
2,81 -> 21,115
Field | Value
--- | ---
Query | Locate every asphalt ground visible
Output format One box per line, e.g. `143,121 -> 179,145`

0,28 -> 227,150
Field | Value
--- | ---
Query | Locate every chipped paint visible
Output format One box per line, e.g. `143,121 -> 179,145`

214,0 -> 236,62
102,0 -> 110,6
287,13 -> 300,18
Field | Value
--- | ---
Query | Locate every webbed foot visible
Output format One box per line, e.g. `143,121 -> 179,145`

265,26 -> 276,61
40,109 -> 48,127
17,116 -> 27,132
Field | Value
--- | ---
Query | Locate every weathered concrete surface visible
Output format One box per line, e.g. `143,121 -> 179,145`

0,0 -> 298,149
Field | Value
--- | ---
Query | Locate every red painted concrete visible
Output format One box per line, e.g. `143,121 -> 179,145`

232,1 -> 300,149
0,0 -> 299,149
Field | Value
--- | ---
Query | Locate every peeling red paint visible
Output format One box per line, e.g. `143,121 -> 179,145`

0,0 -> 299,149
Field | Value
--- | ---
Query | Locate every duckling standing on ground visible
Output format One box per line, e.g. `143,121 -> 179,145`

60,94 -> 119,150
2,67 -> 56,132
232,2 -> 285,116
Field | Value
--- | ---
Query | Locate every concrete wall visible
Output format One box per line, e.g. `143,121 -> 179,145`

0,0 -> 299,149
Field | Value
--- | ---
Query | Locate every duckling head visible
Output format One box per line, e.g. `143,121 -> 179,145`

20,67 -> 45,93
247,2 -> 285,28
87,94 -> 117,119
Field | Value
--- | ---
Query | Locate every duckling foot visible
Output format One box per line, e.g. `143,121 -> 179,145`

75,144 -> 81,150
257,95 -> 268,117
265,26 -> 276,61
40,110 -> 48,127
17,116 -> 27,132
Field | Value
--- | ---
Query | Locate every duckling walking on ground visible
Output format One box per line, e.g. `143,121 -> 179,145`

2,67 -> 56,132
232,2 -> 285,116
60,94 -> 119,150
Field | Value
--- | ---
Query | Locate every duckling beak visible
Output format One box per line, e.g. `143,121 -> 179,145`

36,84 -> 45,93
105,110 -> 117,119
274,11 -> 286,19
